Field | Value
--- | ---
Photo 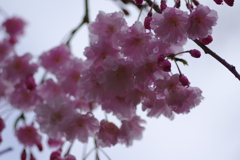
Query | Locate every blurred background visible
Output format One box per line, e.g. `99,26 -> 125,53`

0,0 -> 240,160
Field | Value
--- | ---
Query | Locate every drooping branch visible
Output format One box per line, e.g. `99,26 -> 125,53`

66,0 -> 89,46
144,0 -> 240,81
194,39 -> 240,81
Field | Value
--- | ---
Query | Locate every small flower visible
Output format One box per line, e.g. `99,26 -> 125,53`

151,7 -> 188,44
15,125 -> 42,151
187,5 -> 218,40
2,17 -> 26,38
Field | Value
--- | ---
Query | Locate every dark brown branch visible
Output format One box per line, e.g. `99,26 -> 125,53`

145,0 -> 161,13
194,39 -> 240,81
66,0 -> 89,46
145,0 -> 240,81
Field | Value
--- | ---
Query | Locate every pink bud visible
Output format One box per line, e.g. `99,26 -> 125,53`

214,0 -> 223,4
199,35 -> 213,45
161,59 -> 171,72
26,76 -> 36,91
21,149 -> 27,160
179,75 -> 190,87
37,143 -> 43,151
193,0 -> 200,6
186,3 -> 193,10
189,49 -> 201,58
30,153 -> 36,160
175,0 -> 181,8
50,151 -> 61,160
224,0 -> 234,6
160,0 -> 167,12
48,138 -> 63,148
144,16 -> 152,30
135,0 -> 143,5
157,55 -> 165,62
0,118 -> 5,132
122,9 -> 129,16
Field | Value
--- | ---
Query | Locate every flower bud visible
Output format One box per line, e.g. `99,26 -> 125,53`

193,0 -> 200,6
50,151 -> 61,160
175,0 -> 181,8
26,76 -> 36,91
161,59 -> 171,72
179,75 -> 190,87
30,153 -> 36,160
199,35 -> 213,45
135,0 -> 143,5
21,149 -> 27,160
160,0 -> 167,12
214,0 -> 223,4
224,0 -> 234,6
122,9 -> 129,16
189,49 -> 201,58
144,16 -> 152,30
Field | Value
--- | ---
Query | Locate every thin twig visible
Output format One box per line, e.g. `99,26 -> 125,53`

194,39 -> 240,81
0,147 -> 12,155
66,0 -> 89,46
64,141 -> 74,157
145,0 -> 161,13
99,148 -> 111,160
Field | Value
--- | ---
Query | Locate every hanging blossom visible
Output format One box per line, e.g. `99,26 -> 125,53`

150,7 -> 188,44
187,5 -> 218,40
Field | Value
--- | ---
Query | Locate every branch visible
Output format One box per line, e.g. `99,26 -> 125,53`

194,39 -> 240,81
144,0 -> 240,81
66,0 -> 89,46
145,0 -> 160,13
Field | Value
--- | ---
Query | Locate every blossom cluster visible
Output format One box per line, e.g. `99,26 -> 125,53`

0,1 -> 221,159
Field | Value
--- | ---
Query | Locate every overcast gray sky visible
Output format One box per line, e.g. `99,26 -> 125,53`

0,0 -> 240,160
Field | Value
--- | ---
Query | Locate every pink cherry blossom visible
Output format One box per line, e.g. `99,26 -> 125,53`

151,7 -> 188,44
187,5 -> 218,40
97,120 -> 119,147
142,91 -> 174,119
2,17 -> 26,38
97,56 -> 134,97
56,58 -> 86,96
15,125 -> 42,151
102,95 -> 136,120
34,97 -> 75,139
118,116 -> 146,146
164,74 -> 204,114
9,82 -> 42,112
118,21 -> 152,60
84,38 -> 120,68
2,53 -> 38,84
79,67 -> 110,102
37,79 -> 63,100
40,44 -> 71,73
63,112 -> 99,142
89,11 -> 128,47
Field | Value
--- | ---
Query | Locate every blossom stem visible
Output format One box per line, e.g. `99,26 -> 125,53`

193,39 -> 240,81
94,138 -> 100,160
99,148 -> 111,160
83,147 -> 95,160
64,141 -> 74,157
66,0 -> 89,46
0,147 -> 12,155
174,60 -> 182,75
